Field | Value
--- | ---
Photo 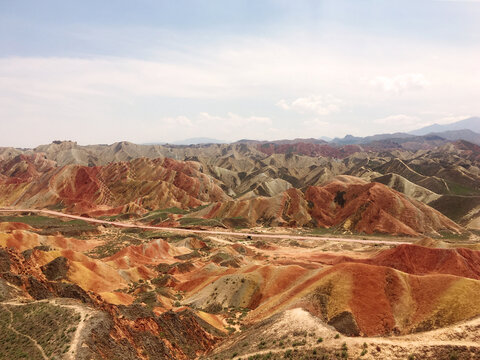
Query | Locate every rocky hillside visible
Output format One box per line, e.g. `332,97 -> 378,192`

2,139 -> 479,236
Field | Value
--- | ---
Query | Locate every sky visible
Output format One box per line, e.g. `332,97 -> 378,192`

1,0 -> 479,147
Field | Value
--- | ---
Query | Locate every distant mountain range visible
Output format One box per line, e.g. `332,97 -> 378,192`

172,137 -> 225,145
144,137 -> 224,146
410,116 -> 480,135
330,117 -> 480,145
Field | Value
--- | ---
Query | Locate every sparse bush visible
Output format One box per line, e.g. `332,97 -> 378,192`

449,353 -> 458,360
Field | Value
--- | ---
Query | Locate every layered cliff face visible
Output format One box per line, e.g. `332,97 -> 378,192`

0,155 -> 230,215
305,178 -> 461,236
190,177 -> 461,236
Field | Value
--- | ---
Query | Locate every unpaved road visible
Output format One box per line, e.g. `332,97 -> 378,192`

0,208 -> 411,246
211,308 -> 480,360
1,302 -> 49,360
1,298 -> 96,360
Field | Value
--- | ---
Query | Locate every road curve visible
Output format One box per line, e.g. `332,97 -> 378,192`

0,208 -> 411,246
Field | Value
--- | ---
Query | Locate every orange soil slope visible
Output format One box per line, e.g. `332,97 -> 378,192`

0,226 -> 173,302
298,262 -> 480,336
178,243 -> 480,336
2,219 -> 479,337
105,238 -> 191,268
367,244 -> 480,280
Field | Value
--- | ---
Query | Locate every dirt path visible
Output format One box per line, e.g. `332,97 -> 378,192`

230,326 -> 480,360
210,308 -> 480,360
1,298 -> 96,360
50,299 -> 96,360
0,303 -> 49,360
0,208 -> 410,246
236,333 -> 480,360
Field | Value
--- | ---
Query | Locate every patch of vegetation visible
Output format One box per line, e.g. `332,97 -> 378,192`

0,302 -> 80,360
447,181 -> 480,196
292,339 -> 306,347
448,351 -> 459,360
178,217 -> 225,227
0,305 -> 45,359
45,202 -> 66,211
99,213 -> 139,221
88,233 -> 143,258
435,230 -> 470,241
204,302 -> 223,314
0,215 -> 97,236
185,204 -> 211,214
138,207 -> 187,224
309,227 -> 334,235
134,291 -> 159,309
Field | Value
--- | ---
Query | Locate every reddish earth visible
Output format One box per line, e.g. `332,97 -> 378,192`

0,155 -> 230,215
0,153 -> 56,182
305,178 -> 461,236
367,244 -> 480,280
195,177 -> 461,236
1,141 -> 479,358
1,216 -> 480,357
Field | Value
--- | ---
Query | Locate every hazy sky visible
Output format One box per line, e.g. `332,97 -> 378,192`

1,0 -> 479,147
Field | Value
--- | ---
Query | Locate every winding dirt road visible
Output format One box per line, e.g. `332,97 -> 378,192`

1,303 -> 49,360
0,208 -> 411,246
1,299 -> 96,360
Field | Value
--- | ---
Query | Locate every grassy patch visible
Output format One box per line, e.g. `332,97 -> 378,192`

138,207 -> 188,223
0,306 -> 45,360
447,181 -> 480,196
435,230 -> 471,241
0,302 -> 80,360
178,217 -> 225,227
0,215 -> 97,236
185,204 -> 211,214
88,233 -> 143,258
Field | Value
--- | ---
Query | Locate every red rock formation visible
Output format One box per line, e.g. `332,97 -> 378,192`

305,178 -> 461,236
0,156 -> 230,215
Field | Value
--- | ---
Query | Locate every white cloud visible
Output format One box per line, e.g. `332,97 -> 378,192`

151,112 -> 273,143
1,28 -> 480,146
436,115 -> 472,124
164,115 -> 193,127
370,73 -> 429,94
374,114 -> 421,125
276,99 -> 290,111
198,112 -> 272,125
303,119 -> 329,127
277,95 -> 343,116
